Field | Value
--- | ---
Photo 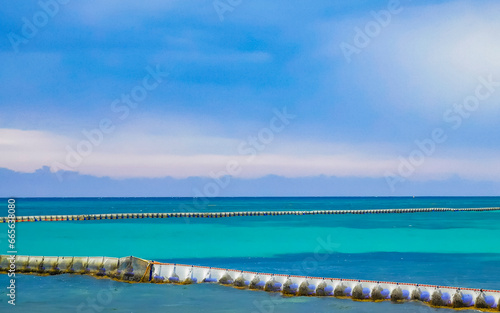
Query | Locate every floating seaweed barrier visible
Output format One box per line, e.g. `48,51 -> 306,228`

1,255 -> 499,311
0,255 -> 150,282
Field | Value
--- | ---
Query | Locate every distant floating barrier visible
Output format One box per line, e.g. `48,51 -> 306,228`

1,207 -> 499,223
1,255 -> 499,311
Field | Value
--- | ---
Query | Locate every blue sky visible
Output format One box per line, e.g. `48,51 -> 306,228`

1,0 -> 500,196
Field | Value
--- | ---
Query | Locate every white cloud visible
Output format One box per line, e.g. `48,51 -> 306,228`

0,129 -> 70,172
323,0 -> 500,118
2,127 -> 500,182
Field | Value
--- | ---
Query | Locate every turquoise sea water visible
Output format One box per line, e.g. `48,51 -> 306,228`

0,197 -> 499,312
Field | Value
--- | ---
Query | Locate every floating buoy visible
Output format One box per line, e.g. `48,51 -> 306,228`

282,279 -> 298,295
218,273 -> 233,285
420,291 -> 430,302
203,277 -> 218,283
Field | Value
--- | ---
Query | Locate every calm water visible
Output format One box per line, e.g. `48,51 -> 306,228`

0,197 -> 499,312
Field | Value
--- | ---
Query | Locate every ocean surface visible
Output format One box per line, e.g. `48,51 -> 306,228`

0,197 -> 499,312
